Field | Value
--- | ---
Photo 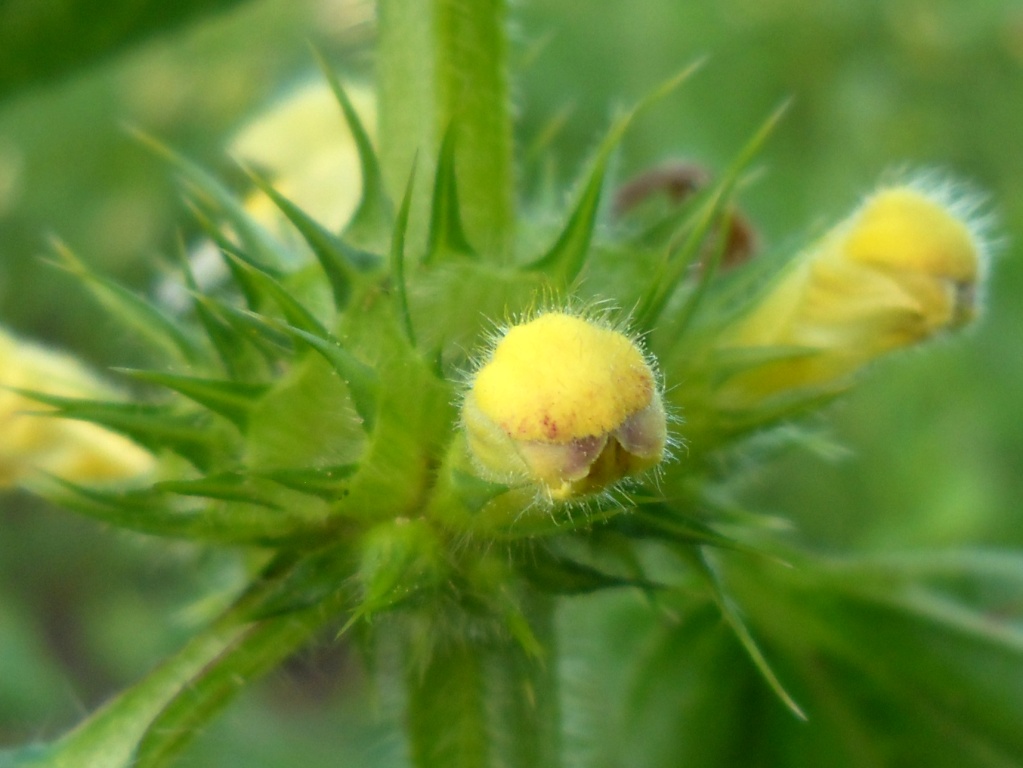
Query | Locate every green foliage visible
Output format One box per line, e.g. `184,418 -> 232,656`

1,1 -> 1020,768
0,0 -> 251,100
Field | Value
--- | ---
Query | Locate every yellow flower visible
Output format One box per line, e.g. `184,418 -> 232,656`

160,80 -> 377,308
230,80 -> 376,234
461,312 -> 667,501
716,182 -> 987,404
0,328 -> 155,489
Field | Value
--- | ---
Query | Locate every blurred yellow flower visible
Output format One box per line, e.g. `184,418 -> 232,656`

231,79 -> 375,234
0,328 -> 155,489
462,312 -> 667,501
716,182 -> 987,404
161,80 -> 377,308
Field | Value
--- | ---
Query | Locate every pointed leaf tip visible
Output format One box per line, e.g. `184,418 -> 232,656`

116,369 -> 268,430
244,167 -> 385,312
390,162 -> 417,346
528,62 -> 704,286
424,125 -> 477,264
133,130 -> 284,271
313,49 -> 393,247
220,250 -> 326,337
46,238 -> 204,364
268,320 -> 379,432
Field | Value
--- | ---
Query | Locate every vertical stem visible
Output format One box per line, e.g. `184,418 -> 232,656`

377,0 -> 515,257
407,639 -> 492,768
405,596 -> 563,768
490,595 -> 562,768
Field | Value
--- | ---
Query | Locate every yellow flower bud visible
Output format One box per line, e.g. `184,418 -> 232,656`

717,182 -> 987,403
0,328 -> 155,489
461,312 -> 667,501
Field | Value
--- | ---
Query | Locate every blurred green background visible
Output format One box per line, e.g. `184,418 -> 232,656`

1,0 -> 1021,764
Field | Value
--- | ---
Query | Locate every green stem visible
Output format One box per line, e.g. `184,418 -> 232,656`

490,595 -> 562,768
405,595 -> 562,768
377,0 -> 515,257
406,637 -> 492,768
26,561 -> 350,768
29,616 -> 249,768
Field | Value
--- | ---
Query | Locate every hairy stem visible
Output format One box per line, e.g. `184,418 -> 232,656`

377,0 -> 515,257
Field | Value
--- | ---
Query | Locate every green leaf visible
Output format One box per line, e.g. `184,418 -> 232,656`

624,602 -> 753,768
526,64 -> 703,285
0,0 -> 250,102
28,476 -> 212,541
244,170 -> 377,311
48,239 -> 203,365
315,51 -> 394,249
272,322 -> 379,432
693,548 -> 807,720
219,251 -> 327,335
132,131 -> 284,270
636,100 -> 789,329
391,163 -> 418,345
115,369 -> 268,430
256,464 -> 359,501
725,551 -> 1023,765
36,475 -> 334,545
12,390 -> 219,470
172,242 -> 263,377
424,125 -> 477,264
154,472 -> 280,509
192,295 -> 294,362
519,549 -> 652,595
623,503 -> 764,556
184,202 -> 274,311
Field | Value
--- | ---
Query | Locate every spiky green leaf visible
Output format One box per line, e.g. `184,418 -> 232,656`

424,125 -> 476,264
34,476 -> 211,540
636,100 -> 789,328
245,169 -> 382,311
184,202 -> 272,311
519,549 -> 656,595
219,251 -> 326,336
257,464 -> 359,501
48,239 -> 203,364
115,369 -> 268,430
192,295 -> 294,362
692,548 -> 806,720
155,471 -> 280,508
173,242 -> 264,377
315,51 -> 393,248
14,390 -> 219,469
272,322 -> 379,432
391,163 -> 418,345
132,130 -> 284,270
527,64 -> 702,285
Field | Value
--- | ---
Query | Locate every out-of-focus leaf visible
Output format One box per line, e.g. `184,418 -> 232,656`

0,0 -> 251,101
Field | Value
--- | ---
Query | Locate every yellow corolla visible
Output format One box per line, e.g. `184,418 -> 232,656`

230,80 -> 375,234
718,182 -> 986,403
0,328 -> 154,489
462,312 -> 667,501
